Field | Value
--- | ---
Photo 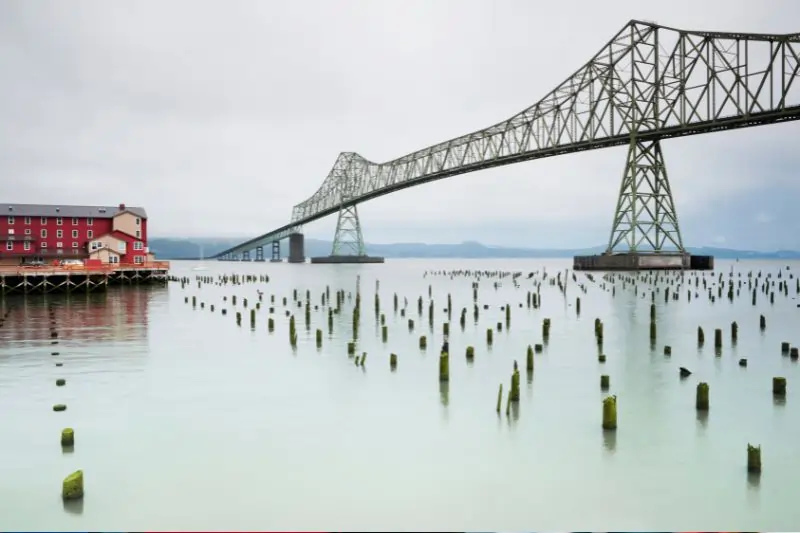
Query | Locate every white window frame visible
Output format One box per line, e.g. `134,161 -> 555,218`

23,241 -> 31,251
87,230 -> 93,239
72,242 -> 78,248
40,229 -> 47,238
5,241 -> 12,250
7,216 -> 13,225
56,217 -> 63,226
56,242 -> 63,248
134,255 -> 144,264
40,242 -> 47,248
24,216 -> 31,225
133,241 -> 143,250
87,217 -> 93,226
40,216 -> 47,225
117,241 -> 126,253
56,229 -> 63,238
71,229 -> 78,238
71,217 -> 79,225
24,228 -> 31,235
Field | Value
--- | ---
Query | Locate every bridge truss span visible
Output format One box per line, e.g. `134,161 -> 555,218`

215,19 -> 800,262
290,20 -> 800,222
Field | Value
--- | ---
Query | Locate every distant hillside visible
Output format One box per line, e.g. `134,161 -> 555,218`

148,237 -> 800,260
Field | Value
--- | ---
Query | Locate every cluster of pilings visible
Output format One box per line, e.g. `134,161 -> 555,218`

23,304 -> 85,504
173,262 -> 800,477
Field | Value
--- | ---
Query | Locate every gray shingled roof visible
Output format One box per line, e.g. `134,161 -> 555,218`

0,203 -> 147,219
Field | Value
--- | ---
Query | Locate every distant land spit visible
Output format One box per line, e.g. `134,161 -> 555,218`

149,237 -> 800,260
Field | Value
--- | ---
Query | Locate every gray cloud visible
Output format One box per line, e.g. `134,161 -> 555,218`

1,0 -> 798,248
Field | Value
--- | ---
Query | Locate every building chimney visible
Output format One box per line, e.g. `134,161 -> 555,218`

119,203 -> 126,211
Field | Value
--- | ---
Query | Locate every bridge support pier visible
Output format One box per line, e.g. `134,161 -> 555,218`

310,201 -> 384,264
254,246 -> 265,262
270,241 -> 282,262
288,233 -> 305,263
242,250 -> 250,261
574,138 -> 713,271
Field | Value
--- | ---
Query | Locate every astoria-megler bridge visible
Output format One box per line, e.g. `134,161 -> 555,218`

214,19 -> 800,270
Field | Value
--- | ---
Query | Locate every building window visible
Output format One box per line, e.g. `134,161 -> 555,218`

87,217 -> 93,226
8,228 -> 14,235
40,229 -> 47,238
56,229 -> 63,238
135,230 -> 141,238
41,217 -> 47,224
41,242 -> 47,248
24,229 -> 31,235
57,242 -> 63,248
72,217 -> 79,225
5,241 -> 12,250
24,216 -> 31,225
135,217 -> 141,225
7,216 -> 14,225
56,217 -> 63,225
71,229 -> 78,238
72,242 -> 78,248
90,241 -> 100,251
117,241 -> 126,253
134,255 -> 144,264
87,230 -> 93,239
24,242 -> 31,251
133,241 -> 143,250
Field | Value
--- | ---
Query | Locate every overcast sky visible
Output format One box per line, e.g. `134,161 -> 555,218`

1,0 -> 798,250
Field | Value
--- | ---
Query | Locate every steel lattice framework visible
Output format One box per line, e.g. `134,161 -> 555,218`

214,19 -> 800,260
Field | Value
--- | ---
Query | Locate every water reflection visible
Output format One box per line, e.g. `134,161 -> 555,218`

0,287 -> 162,344
62,499 -> 84,516
696,409 -> 709,428
602,429 -> 617,453
439,381 -> 449,407
773,396 -> 787,407
508,401 -> 520,423
747,471 -> 761,490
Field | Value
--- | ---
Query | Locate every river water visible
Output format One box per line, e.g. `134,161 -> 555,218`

1,258 -> 799,531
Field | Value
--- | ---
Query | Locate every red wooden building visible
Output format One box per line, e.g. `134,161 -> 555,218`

0,203 -> 153,265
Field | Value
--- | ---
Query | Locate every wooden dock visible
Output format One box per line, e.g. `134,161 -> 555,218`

0,262 -> 170,295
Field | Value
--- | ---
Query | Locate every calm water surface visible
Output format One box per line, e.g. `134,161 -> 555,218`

1,258 -> 799,531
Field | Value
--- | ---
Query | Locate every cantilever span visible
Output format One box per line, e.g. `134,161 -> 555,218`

214,19 -> 800,267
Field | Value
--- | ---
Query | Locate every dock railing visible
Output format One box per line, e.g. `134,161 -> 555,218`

0,261 -> 171,275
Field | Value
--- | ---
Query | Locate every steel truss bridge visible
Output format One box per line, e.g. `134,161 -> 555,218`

214,19 -> 800,263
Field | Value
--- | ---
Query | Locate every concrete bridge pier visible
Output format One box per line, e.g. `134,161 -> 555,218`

270,241 -> 282,262
254,246 -> 265,262
242,250 -> 250,261
288,233 -> 306,263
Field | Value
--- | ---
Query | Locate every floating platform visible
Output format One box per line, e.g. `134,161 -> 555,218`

573,253 -> 714,271
0,262 -> 170,295
310,255 -> 385,264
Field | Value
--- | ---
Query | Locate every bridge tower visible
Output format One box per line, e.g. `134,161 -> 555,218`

331,201 -> 366,256
310,153 -> 384,264
574,135 -> 712,270
607,137 -> 684,254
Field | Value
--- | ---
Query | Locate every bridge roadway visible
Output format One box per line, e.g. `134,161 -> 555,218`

214,19 -> 800,270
